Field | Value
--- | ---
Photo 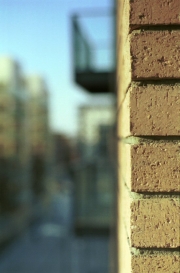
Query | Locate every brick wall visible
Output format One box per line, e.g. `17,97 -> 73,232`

117,1 -> 180,272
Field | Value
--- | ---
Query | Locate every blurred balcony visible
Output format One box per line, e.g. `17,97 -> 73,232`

73,159 -> 114,236
72,10 -> 115,93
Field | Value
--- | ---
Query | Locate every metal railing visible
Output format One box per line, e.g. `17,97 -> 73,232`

72,10 -> 115,73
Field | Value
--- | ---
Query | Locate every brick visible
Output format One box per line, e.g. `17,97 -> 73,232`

131,199 -> 180,248
131,31 -> 180,79
130,0 -> 180,26
117,142 -> 132,273
119,222 -> 131,273
117,0 -> 131,106
131,143 -> 180,192
118,0 -> 180,272
132,253 -> 180,273
130,84 -> 180,136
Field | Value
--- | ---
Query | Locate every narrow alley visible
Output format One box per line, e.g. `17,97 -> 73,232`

0,191 -> 109,273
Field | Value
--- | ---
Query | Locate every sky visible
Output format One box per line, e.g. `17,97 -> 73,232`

0,0 -> 113,137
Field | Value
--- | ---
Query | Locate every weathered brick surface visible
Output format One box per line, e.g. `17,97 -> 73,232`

130,84 -> 180,136
117,0 -> 131,107
130,0 -> 180,26
117,0 -> 180,272
132,253 -> 180,273
131,199 -> 180,248
131,31 -> 180,79
119,222 -> 131,273
131,143 -> 180,192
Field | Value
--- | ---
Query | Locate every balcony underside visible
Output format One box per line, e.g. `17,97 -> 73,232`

75,220 -> 110,236
75,71 -> 113,93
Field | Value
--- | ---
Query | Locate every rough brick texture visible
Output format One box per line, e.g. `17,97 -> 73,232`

131,143 -> 180,192
130,84 -> 180,136
131,199 -> 180,248
132,253 -> 180,273
131,31 -> 180,79
117,0 -> 180,272
130,0 -> 180,26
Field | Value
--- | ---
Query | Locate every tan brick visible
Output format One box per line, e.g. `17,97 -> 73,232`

131,143 -> 180,192
132,253 -> 180,273
130,0 -> 180,26
118,1 -> 180,272
131,31 -> 180,79
119,222 -> 131,273
117,0 -> 131,108
130,84 -> 180,136
131,199 -> 180,248
118,141 -> 132,273
119,84 -> 180,137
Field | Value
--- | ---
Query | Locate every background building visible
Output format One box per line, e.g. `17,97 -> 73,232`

25,75 -> 50,197
74,102 -> 116,234
0,56 -> 31,213
0,57 -> 50,245
78,103 -> 115,160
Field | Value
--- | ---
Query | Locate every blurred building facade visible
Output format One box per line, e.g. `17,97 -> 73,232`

0,56 -> 50,245
0,57 -> 30,213
25,75 -> 50,197
51,133 -> 77,193
74,103 -> 116,234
